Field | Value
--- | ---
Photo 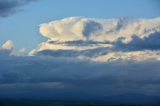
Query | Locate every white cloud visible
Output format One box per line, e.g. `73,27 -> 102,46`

1,40 -> 14,50
29,40 -> 113,56
0,40 -> 27,57
40,17 -> 86,41
39,17 -> 160,43
92,50 -> 160,62
0,40 -> 14,57
18,48 -> 26,56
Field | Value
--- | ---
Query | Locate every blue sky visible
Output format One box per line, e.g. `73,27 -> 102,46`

0,0 -> 160,52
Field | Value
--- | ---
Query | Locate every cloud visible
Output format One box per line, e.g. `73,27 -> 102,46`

29,17 -> 160,63
0,55 -> 160,102
114,32 -> 160,51
18,48 -> 26,56
39,17 -> 160,42
0,49 -> 12,58
30,17 -> 160,62
0,82 -> 64,89
0,0 -> 37,17
31,48 -> 160,62
0,40 -> 14,57
93,50 -> 160,62
1,40 -> 14,50
40,17 -> 88,41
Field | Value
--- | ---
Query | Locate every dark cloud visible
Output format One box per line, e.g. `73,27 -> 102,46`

35,47 -> 110,57
0,54 -> 160,103
0,48 -> 12,58
83,20 -> 103,39
114,32 -> 160,51
0,0 -> 36,17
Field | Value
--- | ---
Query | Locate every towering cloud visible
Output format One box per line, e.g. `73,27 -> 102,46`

39,17 -> 160,42
30,17 -> 160,62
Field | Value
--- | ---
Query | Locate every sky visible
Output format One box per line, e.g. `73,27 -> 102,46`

0,0 -> 160,104
0,0 -> 160,52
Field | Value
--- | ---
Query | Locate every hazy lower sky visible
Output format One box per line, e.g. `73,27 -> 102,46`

0,0 -> 160,52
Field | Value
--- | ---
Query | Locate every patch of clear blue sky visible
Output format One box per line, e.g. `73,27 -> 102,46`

0,0 -> 160,52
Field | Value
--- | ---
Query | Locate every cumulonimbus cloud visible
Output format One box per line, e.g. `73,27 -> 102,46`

29,17 -> 160,62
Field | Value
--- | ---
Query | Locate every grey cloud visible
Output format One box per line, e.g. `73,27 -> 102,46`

0,0 -> 36,17
114,32 -> 160,51
48,40 -> 110,46
35,47 -> 110,58
128,32 -> 160,50
0,49 -> 12,58
0,55 -> 160,102
1,42 -> 160,104
83,20 -> 103,39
